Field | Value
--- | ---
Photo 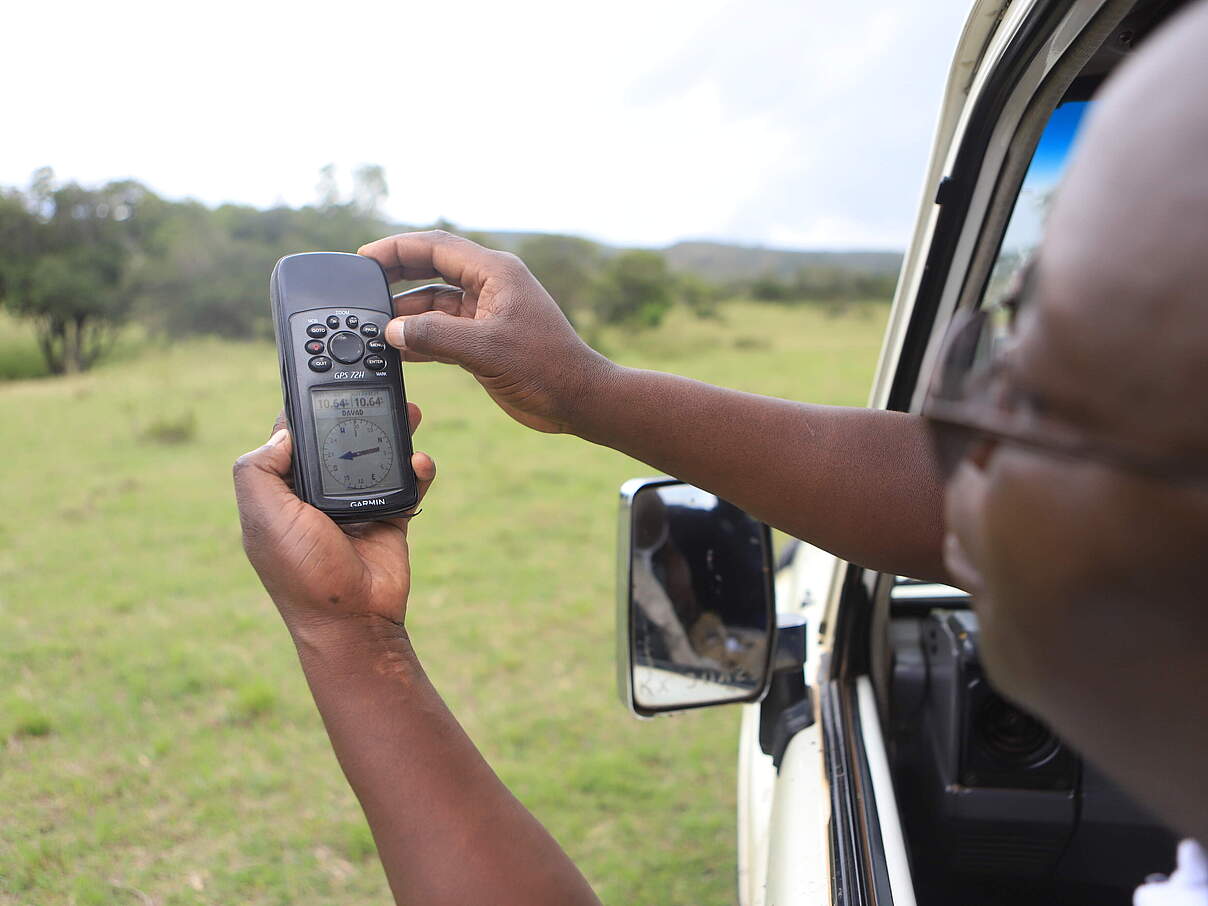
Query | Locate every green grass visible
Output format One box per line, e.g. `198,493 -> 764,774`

0,314 -> 48,380
0,300 -> 888,906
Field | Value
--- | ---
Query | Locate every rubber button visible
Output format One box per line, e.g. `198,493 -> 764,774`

366,338 -> 386,353
304,339 -> 325,355
308,355 -> 333,372
364,355 -> 386,371
346,315 -> 359,328
326,315 -> 340,329
360,323 -> 380,338
306,324 -> 328,338
327,331 -> 365,365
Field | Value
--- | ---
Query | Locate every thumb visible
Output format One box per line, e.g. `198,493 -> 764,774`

385,310 -> 492,369
233,429 -> 302,544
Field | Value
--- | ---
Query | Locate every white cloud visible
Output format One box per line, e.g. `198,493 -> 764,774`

2,0 -> 970,249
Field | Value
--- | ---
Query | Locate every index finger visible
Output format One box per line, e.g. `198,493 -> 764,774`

357,230 -> 510,294
379,451 -> 437,536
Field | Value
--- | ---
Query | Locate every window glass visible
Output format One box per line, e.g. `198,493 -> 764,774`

894,101 -> 1095,598
984,101 -> 1092,306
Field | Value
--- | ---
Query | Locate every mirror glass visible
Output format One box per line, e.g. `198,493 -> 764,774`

625,483 -> 774,714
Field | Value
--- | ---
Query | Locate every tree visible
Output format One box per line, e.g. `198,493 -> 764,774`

127,201 -> 270,340
0,171 -> 144,374
124,191 -> 393,341
316,164 -> 340,209
516,234 -> 602,325
0,190 -> 39,301
353,164 -> 388,218
591,250 -> 675,328
750,275 -> 792,301
676,272 -> 722,319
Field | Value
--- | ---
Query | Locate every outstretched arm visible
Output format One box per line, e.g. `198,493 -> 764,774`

577,371 -> 947,581
233,416 -> 601,906
360,231 -> 949,582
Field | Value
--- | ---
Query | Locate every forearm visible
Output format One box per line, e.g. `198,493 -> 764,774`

575,365 -> 950,582
291,617 -> 601,906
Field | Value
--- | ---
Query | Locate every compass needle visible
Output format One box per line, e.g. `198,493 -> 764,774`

321,416 -> 395,490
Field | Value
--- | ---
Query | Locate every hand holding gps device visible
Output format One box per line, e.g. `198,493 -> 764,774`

270,252 -> 418,522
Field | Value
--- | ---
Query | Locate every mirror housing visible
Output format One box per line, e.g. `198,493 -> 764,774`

616,478 -> 777,717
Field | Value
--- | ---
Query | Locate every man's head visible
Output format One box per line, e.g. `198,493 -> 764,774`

941,0 -> 1208,841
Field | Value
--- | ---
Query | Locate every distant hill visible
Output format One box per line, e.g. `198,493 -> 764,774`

472,230 -> 903,285
661,241 -> 902,284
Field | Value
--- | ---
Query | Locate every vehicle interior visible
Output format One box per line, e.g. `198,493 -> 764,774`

864,1 -> 1193,903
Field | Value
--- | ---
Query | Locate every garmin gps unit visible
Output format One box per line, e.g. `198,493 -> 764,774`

270,252 -> 418,522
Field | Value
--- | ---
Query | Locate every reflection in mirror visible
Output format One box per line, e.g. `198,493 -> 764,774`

627,483 -> 773,714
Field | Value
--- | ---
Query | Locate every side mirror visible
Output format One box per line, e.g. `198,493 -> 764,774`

617,478 -> 776,717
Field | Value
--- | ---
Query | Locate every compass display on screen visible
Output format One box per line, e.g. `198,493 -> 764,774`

320,418 -> 396,490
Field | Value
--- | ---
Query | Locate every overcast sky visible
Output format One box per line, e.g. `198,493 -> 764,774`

4,0 -> 972,250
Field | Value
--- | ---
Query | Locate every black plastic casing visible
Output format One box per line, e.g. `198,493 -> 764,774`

270,252 -> 418,522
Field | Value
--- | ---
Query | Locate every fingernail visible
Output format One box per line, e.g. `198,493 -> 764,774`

268,429 -> 288,446
385,319 -> 406,348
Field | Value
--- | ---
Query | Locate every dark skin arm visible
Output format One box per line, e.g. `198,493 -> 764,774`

233,411 -> 601,906
576,372 -> 946,581
359,231 -> 949,583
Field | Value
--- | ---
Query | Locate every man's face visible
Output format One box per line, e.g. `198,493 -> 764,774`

933,0 -> 1208,842
939,280 -> 1208,728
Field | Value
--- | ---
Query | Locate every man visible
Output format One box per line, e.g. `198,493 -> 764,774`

234,2 -> 1208,901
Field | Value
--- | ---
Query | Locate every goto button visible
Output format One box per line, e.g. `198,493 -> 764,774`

366,338 -> 386,353
327,331 -> 364,365
308,355 -> 333,372
360,322 -> 380,338
364,355 -> 386,371
304,339 -> 325,355
345,315 -> 359,329
306,323 -> 328,338
326,315 -> 340,329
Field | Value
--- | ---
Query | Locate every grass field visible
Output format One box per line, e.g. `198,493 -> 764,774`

0,301 -> 888,906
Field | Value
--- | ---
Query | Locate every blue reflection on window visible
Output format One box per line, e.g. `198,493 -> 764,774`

986,101 -> 1092,305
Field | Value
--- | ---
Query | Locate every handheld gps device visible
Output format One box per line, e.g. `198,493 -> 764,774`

270,252 -> 418,522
